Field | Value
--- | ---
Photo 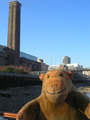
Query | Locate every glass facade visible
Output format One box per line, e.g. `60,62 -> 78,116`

20,52 -> 37,62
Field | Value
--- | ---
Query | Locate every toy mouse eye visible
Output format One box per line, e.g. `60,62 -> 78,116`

60,73 -> 63,77
47,75 -> 49,78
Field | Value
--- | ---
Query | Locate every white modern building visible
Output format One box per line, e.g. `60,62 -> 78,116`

65,63 -> 83,70
48,63 -> 83,71
48,64 -> 61,70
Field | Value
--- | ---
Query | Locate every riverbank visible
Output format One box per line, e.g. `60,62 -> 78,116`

0,85 -> 42,113
0,81 -> 90,114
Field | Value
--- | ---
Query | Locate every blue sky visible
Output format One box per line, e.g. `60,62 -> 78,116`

0,0 -> 90,68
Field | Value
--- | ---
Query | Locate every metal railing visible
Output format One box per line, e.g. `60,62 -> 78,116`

0,112 -> 17,120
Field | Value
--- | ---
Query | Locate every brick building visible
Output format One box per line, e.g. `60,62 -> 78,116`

37,59 -> 48,71
0,45 -> 41,71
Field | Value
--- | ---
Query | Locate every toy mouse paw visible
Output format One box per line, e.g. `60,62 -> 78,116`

85,103 -> 90,119
16,110 -> 26,120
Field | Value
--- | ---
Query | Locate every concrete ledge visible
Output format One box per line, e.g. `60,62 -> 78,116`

0,72 -> 39,78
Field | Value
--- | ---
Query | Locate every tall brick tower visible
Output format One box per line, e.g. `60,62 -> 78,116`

7,0 -> 21,66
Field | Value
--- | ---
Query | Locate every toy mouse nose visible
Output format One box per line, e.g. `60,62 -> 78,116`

52,84 -> 57,93
51,83 -> 65,93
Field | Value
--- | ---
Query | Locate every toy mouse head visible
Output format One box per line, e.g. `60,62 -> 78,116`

39,69 -> 73,103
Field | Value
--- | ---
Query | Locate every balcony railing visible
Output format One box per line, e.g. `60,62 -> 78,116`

0,112 -> 17,120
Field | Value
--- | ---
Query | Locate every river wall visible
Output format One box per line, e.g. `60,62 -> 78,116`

0,72 -> 42,87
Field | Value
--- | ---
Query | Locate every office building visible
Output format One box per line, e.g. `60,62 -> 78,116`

63,56 -> 70,64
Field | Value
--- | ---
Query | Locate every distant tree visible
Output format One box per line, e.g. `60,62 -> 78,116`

14,68 -> 24,74
2,66 -> 14,73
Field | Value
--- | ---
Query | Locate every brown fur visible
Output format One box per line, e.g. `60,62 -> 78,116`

16,69 -> 90,120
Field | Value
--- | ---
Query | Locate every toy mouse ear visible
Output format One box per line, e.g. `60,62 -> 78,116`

67,71 -> 73,79
39,73 -> 45,81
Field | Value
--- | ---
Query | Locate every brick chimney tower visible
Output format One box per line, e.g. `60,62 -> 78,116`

7,0 -> 21,66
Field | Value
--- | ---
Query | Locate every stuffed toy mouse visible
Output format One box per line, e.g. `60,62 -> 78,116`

16,69 -> 90,120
